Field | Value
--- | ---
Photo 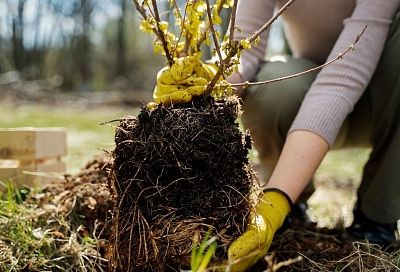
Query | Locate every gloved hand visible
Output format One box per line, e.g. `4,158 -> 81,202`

228,189 -> 292,271
150,55 -> 219,106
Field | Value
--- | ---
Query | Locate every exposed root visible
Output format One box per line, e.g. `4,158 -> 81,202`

110,96 -> 257,271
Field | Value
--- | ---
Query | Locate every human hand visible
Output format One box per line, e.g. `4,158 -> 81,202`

150,55 -> 218,106
227,189 -> 292,271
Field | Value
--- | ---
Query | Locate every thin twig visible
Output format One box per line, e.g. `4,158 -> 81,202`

132,0 -> 174,65
228,25 -> 367,88
171,0 -> 183,21
206,43 -> 237,92
248,0 -> 296,43
205,0 -> 223,64
206,0 -> 296,91
228,0 -> 239,42
151,0 -> 174,65
132,0 -> 147,18
170,0 -> 183,57
197,0 -> 226,49
172,1 -> 190,57
183,0 -> 201,56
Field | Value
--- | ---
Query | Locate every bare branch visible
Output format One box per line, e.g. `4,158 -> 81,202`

228,0 -> 239,42
197,0 -> 226,49
205,0 -> 223,64
132,0 -> 174,65
169,0 -> 183,57
228,25 -> 367,88
248,0 -> 296,43
151,0 -> 174,65
171,0 -> 183,21
175,1 -> 190,57
132,0 -> 148,18
206,0 -> 298,91
206,37 -> 242,92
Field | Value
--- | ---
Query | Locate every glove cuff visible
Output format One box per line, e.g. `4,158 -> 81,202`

263,188 -> 294,234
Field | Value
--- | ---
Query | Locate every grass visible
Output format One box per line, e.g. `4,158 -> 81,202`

0,104 -> 135,173
0,182 -> 107,271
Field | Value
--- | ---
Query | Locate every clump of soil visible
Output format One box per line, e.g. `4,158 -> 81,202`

110,96 -> 257,271
32,156 -> 114,239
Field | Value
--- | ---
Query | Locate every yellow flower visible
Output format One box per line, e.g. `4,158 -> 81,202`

196,2 -> 207,12
240,39 -> 251,49
159,21 -> 169,32
224,0 -> 234,8
139,20 -> 154,33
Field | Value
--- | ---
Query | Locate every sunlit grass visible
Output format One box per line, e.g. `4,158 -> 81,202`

317,148 -> 370,181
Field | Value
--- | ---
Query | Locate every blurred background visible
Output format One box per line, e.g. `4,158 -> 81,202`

0,0 -> 288,172
0,0 -> 365,191
0,0 -> 288,97
0,1 -> 369,229
0,0 -> 165,98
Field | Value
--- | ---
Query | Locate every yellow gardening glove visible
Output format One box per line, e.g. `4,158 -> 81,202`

150,55 -> 219,106
228,189 -> 292,272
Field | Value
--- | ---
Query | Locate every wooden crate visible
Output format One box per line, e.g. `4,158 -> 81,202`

0,128 -> 67,188
0,128 -> 66,160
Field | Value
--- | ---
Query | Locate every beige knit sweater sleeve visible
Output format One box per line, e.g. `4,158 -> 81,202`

234,0 -> 400,147
228,0 -> 274,83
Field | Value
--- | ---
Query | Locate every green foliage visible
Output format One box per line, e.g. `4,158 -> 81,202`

191,232 -> 217,272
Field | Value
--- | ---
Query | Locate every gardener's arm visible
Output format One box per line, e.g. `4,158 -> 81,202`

265,130 -> 328,202
236,0 -> 400,201
227,131 -> 327,271
228,0 -> 400,270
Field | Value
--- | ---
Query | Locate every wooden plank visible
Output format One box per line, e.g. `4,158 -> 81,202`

32,160 -> 66,172
0,164 -> 18,182
0,128 -> 66,160
20,161 -> 66,188
0,160 -> 65,188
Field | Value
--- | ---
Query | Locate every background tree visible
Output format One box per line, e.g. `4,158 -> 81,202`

115,0 -> 128,77
10,0 -> 27,71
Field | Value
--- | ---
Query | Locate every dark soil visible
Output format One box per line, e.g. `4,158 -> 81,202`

110,96 -> 256,271
261,222 -> 400,272
26,155 -> 398,271
30,156 -> 115,256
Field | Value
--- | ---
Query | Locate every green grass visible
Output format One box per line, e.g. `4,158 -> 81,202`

0,182 -> 107,271
0,104 -> 135,173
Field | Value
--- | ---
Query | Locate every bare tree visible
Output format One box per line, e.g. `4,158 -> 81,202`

74,0 -> 94,91
115,0 -> 128,76
0,6 -> 3,72
11,0 -> 27,71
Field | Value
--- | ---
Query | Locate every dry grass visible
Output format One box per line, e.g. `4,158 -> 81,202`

0,183 -> 108,271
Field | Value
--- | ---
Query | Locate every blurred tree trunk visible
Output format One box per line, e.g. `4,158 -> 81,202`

11,0 -> 27,71
30,0 -> 45,76
0,8 -> 3,72
75,0 -> 93,91
116,0 -> 127,76
33,0 -> 43,49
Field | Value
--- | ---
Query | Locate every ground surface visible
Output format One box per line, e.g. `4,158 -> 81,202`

2,102 -> 399,271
